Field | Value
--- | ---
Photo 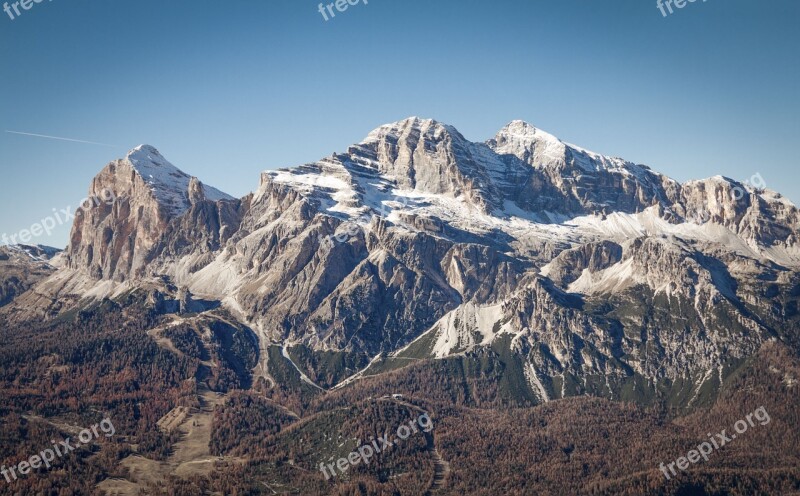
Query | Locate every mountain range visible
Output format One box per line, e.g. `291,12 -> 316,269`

5,117 -> 799,404
1,117 -> 799,494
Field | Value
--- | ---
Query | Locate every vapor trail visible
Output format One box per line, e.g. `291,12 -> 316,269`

5,130 -> 117,147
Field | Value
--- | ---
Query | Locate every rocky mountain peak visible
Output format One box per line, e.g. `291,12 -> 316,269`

363,116 -> 464,145
489,119 -> 567,167
64,146 -> 235,281
124,145 -> 233,216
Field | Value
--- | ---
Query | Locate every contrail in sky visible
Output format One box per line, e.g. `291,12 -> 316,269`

5,130 -> 117,147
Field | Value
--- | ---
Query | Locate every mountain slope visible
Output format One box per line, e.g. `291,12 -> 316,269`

0,244 -> 61,307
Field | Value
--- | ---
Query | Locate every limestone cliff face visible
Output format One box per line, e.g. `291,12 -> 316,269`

672,177 -> 800,250
66,145 -> 233,281
358,118 -> 504,212
67,157 -> 164,281
543,240 -> 623,287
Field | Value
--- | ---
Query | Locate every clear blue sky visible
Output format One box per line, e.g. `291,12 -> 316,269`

1,0 -> 798,248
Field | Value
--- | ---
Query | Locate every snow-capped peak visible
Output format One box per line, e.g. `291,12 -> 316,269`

490,121 -> 649,176
497,120 -> 562,145
363,116 -> 464,145
124,144 -> 234,215
490,120 -> 567,168
125,144 -> 187,185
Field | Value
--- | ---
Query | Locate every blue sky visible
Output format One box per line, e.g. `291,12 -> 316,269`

1,0 -> 798,248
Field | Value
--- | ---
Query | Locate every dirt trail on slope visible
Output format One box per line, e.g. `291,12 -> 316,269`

97,385 -> 242,495
426,439 -> 451,493
378,396 -> 451,494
